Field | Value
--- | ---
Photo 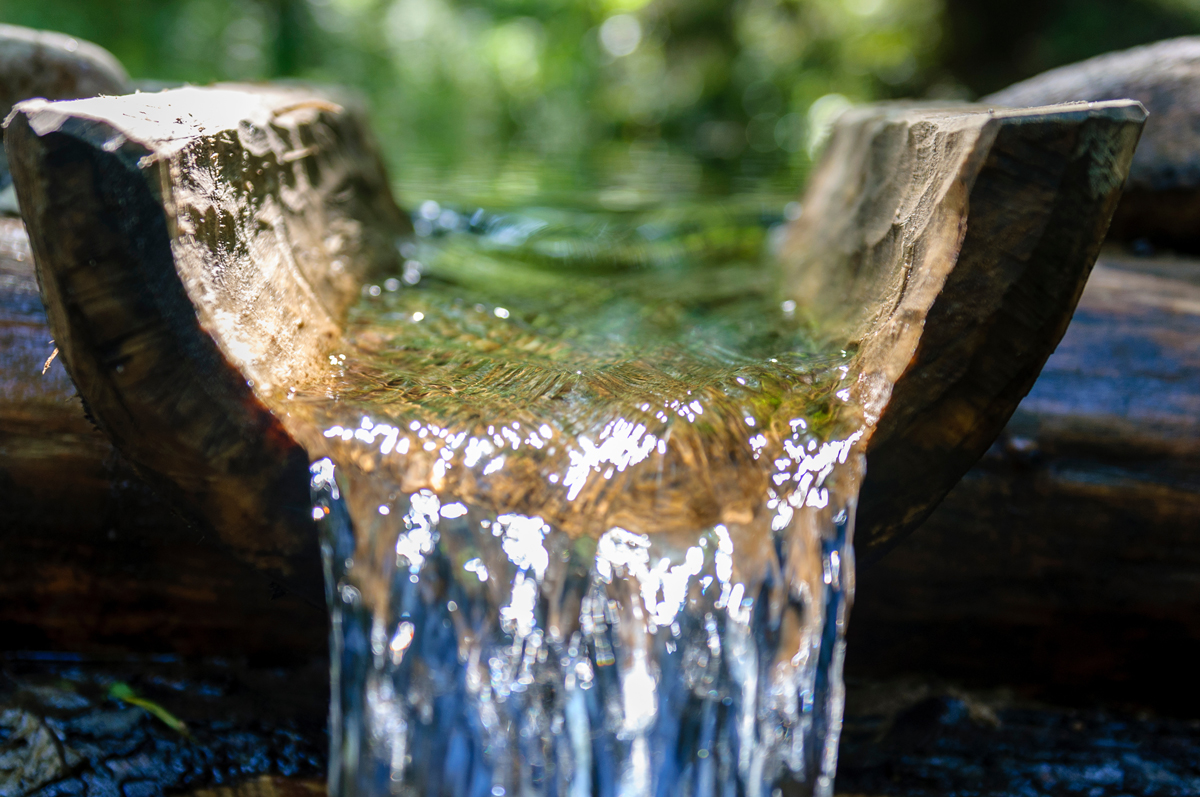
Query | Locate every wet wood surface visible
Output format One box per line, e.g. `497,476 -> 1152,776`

986,36 -> 1200,251
782,101 -> 1145,558
7,88 -> 1143,594
849,250 -> 1200,711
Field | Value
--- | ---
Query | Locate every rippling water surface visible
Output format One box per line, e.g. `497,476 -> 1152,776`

291,156 -> 867,797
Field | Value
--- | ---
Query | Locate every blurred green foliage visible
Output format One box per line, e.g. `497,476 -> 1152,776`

6,0 -> 1200,192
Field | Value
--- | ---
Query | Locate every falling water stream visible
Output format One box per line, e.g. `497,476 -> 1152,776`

278,195 -> 867,797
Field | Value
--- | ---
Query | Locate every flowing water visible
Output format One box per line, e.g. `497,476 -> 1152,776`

287,179 -> 868,797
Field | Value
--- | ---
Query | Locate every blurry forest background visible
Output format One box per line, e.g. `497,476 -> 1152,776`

6,0 -> 1200,199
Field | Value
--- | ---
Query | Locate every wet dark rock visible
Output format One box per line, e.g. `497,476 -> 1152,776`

0,708 -> 79,797
9,662 -> 1200,797
837,680 -> 1200,796
885,696 -> 972,751
0,659 -> 325,797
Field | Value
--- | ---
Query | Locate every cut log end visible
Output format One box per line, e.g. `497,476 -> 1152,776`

984,36 -> 1200,250
782,100 -> 1146,557
7,85 -> 411,604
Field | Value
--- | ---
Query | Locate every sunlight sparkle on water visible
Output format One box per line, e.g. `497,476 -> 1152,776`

302,196 -> 867,797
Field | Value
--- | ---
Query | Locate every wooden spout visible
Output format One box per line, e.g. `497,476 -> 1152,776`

5,86 -> 1144,592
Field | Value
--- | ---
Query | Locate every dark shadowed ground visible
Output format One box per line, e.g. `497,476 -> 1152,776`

5,656 -> 1200,797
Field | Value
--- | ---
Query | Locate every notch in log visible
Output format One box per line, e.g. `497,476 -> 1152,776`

6,87 -> 1142,592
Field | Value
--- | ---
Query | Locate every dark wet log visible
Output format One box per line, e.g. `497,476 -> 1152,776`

0,24 -> 131,192
0,31 -> 327,656
0,216 -> 326,657
782,101 -> 1146,558
985,37 -> 1200,250
850,251 -> 1200,711
7,85 -> 410,607
8,89 -> 1142,598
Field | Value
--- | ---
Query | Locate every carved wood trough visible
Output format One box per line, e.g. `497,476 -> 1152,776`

3,83 -> 1144,612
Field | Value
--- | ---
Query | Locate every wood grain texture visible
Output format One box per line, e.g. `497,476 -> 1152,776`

0,215 -> 327,656
985,37 -> 1200,249
7,84 -> 410,605
782,101 -> 1147,559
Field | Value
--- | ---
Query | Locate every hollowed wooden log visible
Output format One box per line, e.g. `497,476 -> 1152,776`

3,236 -> 1198,690
782,102 -> 1146,558
0,31 -> 325,655
7,85 -> 410,606
0,29 -> 328,652
5,87 -> 1142,599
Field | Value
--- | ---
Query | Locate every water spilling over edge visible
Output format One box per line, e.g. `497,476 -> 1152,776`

286,200 -> 867,797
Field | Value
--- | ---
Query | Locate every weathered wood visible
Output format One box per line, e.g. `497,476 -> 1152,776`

0,31 -> 330,655
0,215 -> 326,656
7,89 -> 1142,596
7,85 -> 410,606
782,102 -> 1146,558
0,24 -> 130,193
985,37 -> 1200,250
5,240 -> 1196,675
848,250 -> 1200,709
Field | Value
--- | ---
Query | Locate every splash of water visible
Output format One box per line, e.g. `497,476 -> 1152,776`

292,202 -> 866,797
